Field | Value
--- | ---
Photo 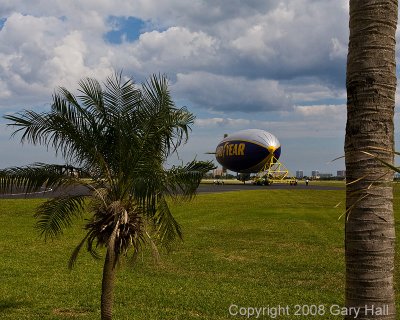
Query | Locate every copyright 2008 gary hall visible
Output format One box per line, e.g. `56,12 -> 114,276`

228,304 -> 390,318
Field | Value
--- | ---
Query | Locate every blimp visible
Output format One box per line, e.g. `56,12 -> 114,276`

215,129 -> 282,173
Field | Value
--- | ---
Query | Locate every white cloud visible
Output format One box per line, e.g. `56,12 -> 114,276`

0,0 -> 349,173
330,38 -> 347,60
294,104 -> 346,118
173,72 -> 292,112
284,80 -> 346,103
195,103 -> 346,139
129,27 -> 220,73
230,3 -> 294,61
195,117 -> 251,127
0,0 -> 351,111
0,13 -> 113,108
0,1 -> 136,20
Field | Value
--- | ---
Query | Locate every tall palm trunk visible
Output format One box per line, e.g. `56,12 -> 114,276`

101,236 -> 117,320
345,1 -> 397,319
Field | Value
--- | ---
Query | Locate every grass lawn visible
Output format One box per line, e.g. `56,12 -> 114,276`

0,187 -> 399,319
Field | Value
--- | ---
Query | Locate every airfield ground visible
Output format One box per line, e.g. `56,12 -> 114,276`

0,180 -> 344,199
0,184 -> 399,319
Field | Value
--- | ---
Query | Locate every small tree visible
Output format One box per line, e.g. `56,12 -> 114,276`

0,73 -> 214,319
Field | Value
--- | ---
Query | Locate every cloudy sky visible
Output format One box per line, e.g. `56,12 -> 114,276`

0,0 -> 391,175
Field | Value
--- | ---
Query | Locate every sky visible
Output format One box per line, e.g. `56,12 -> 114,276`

0,0 -> 396,176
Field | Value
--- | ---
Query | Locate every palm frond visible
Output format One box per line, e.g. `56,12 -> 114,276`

152,196 -> 183,251
86,228 -> 103,260
103,72 -> 141,115
360,150 -> 399,173
68,233 -> 90,269
5,104 -> 85,165
0,163 -> 82,194
144,228 -> 161,264
165,160 -> 216,199
5,110 -> 52,146
77,77 -> 105,117
139,74 -> 192,157
35,194 -> 86,240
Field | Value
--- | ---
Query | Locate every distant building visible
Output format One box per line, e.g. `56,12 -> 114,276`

213,168 -> 225,177
319,173 -> 333,179
296,170 -> 304,179
311,170 -> 319,179
337,170 -> 346,178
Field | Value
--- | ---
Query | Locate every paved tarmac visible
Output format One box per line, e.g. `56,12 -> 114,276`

197,183 -> 343,193
0,185 -> 90,199
0,182 -> 343,199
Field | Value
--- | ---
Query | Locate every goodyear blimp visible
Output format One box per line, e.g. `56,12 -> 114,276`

215,129 -> 281,173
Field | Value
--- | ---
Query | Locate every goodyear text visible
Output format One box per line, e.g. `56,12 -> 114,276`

216,143 -> 245,158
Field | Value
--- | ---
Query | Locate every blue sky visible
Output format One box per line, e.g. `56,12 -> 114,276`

0,0 -> 396,176
105,16 -> 147,44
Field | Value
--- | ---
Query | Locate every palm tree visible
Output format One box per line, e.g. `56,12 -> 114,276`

0,73 -> 214,320
345,1 -> 397,319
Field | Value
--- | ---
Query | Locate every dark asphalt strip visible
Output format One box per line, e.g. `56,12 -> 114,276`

0,183 -> 343,199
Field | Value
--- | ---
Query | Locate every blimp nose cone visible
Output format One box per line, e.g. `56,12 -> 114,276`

267,146 -> 276,153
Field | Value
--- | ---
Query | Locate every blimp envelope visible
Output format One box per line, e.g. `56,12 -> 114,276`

215,129 -> 281,173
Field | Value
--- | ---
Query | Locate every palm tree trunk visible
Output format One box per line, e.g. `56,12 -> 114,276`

345,1 -> 397,319
101,242 -> 117,320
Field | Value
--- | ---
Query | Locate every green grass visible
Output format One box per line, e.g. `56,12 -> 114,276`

0,188 -> 399,319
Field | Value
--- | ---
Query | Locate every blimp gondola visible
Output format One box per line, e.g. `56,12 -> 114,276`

214,129 -> 291,182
